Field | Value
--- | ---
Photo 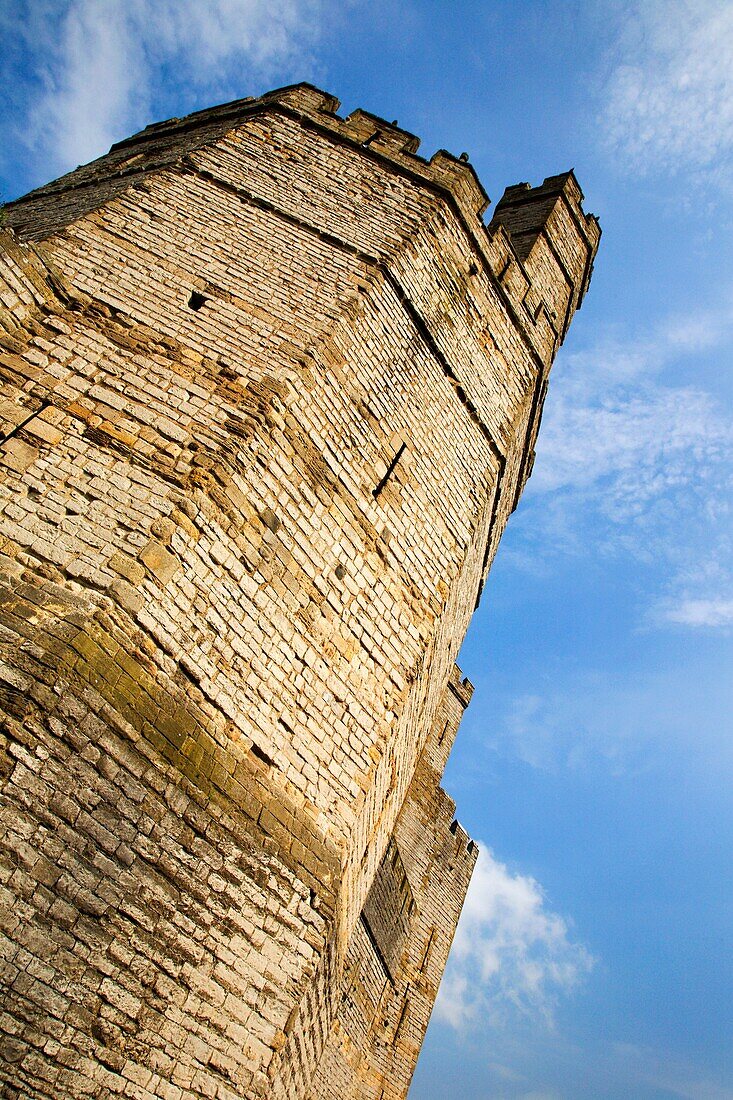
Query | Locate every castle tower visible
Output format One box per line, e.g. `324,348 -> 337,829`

0,85 -> 599,1099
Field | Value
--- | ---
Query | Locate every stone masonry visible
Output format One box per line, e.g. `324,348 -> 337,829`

0,84 -> 600,1099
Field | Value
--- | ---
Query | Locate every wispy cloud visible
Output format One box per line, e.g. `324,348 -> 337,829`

487,680 -> 662,778
532,302 -> 733,508
532,381 -> 729,516
602,0 -> 733,177
513,300 -> 733,627
662,596 -> 733,628
435,845 -> 593,1030
490,689 -> 625,776
647,548 -> 733,629
478,657 -> 733,779
613,1041 -> 733,1100
1,0 -> 325,185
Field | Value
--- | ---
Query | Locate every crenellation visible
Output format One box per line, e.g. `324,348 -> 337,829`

340,110 -> 422,157
5,86 -> 589,380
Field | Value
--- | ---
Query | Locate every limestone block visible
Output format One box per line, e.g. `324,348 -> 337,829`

139,539 -> 180,584
0,437 -> 38,472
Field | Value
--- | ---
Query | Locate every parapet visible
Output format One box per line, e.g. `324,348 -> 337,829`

4,83 -> 486,234
449,815 -> 477,858
5,84 -> 598,359
448,661 -> 474,710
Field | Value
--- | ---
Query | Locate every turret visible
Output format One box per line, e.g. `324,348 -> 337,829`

490,170 -> 600,343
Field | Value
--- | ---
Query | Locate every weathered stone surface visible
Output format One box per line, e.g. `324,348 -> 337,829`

0,83 -> 599,1099
139,539 -> 180,585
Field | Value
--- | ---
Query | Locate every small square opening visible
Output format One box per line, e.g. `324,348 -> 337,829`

188,291 -> 207,311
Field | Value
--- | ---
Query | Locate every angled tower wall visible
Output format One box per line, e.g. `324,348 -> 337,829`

0,84 -> 599,1099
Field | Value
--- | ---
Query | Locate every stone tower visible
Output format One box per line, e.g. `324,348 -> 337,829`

0,85 -> 599,1099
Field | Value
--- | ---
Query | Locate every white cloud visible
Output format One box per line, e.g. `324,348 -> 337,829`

489,684 -> 647,777
650,552 -> 733,629
531,381 -> 729,511
602,0 -> 733,176
478,657 -> 733,779
6,0 -> 324,179
659,595 -> 733,628
613,1041 -> 733,1100
435,845 -> 593,1030
532,303 -> 733,510
512,301 -> 733,628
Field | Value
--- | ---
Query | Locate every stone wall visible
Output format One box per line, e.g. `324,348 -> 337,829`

307,667 -> 476,1099
0,84 -> 599,1098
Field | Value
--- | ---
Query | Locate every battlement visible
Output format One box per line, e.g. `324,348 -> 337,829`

450,815 -> 477,855
448,661 -> 474,709
5,83 -> 598,370
5,82 -> 488,224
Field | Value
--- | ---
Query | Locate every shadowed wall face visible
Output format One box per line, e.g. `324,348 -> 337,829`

0,84 -> 599,1100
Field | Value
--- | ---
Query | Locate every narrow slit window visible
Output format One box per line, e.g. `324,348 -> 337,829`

0,400 -> 51,448
373,442 -> 407,498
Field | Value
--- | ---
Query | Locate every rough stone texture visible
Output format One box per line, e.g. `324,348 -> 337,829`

307,668 -> 476,1100
0,83 -> 599,1099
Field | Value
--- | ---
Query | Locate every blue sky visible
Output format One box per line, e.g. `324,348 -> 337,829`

2,2 -> 732,1098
